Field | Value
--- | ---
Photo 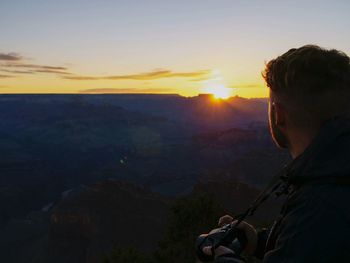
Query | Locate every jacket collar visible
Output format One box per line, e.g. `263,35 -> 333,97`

285,113 -> 350,182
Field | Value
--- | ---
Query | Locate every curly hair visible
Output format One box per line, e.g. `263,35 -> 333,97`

263,45 -> 350,125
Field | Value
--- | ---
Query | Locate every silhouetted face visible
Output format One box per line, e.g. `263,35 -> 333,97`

268,98 -> 289,149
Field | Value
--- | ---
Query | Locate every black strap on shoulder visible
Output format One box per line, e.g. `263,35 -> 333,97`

213,171 -> 350,250
213,164 -> 292,249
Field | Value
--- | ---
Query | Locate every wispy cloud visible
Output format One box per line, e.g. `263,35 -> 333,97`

0,53 -> 22,61
229,84 -> 261,89
79,88 -> 175,93
1,69 -> 34,74
31,69 -> 72,75
0,74 -> 14,78
5,63 -> 68,71
64,69 -> 210,81
62,75 -> 97,80
0,51 -> 71,77
0,51 -> 210,83
190,77 -> 211,82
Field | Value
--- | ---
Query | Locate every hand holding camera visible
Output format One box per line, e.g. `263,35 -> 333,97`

196,215 -> 258,263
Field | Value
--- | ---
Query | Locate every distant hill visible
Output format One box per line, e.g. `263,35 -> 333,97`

0,94 -> 268,130
0,94 -> 271,222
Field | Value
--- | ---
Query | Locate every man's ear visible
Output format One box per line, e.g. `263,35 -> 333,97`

273,102 -> 286,127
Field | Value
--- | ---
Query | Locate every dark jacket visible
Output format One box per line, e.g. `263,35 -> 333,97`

263,115 -> 350,262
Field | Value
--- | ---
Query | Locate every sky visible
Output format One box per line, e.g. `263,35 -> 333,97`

1,0 -> 350,98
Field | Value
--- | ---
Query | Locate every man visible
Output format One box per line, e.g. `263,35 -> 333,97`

202,45 -> 350,262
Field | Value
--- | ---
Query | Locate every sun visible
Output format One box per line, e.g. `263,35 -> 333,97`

211,85 -> 233,99
200,70 -> 233,99
205,84 -> 233,99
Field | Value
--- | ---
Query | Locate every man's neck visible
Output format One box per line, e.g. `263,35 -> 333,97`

289,129 -> 318,159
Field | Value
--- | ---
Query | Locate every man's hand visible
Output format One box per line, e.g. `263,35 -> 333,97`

218,215 -> 258,257
200,215 -> 258,262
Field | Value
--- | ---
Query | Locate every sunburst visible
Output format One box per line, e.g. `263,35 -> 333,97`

201,70 -> 233,99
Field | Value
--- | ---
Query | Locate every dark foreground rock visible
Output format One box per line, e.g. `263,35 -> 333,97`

48,180 -> 170,263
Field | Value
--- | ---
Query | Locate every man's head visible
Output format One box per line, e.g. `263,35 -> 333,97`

262,45 -> 350,157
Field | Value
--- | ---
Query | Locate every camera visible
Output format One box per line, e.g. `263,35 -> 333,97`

196,223 -> 247,262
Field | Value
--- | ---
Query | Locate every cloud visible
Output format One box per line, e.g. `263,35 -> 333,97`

63,75 -> 98,80
0,74 -> 13,78
64,69 -> 210,81
79,88 -> 175,93
0,51 -> 69,75
5,63 -> 68,71
1,69 -> 34,74
31,69 -> 72,75
229,84 -> 261,89
1,54 -> 71,76
0,53 -> 22,61
190,77 -> 211,82
0,51 -> 209,82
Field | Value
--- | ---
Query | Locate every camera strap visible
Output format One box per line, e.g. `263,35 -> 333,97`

213,161 -> 295,249
215,157 -> 350,250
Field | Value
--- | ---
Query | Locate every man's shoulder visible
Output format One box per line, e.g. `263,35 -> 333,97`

285,181 -> 350,218
292,178 -> 349,202
263,181 -> 350,262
